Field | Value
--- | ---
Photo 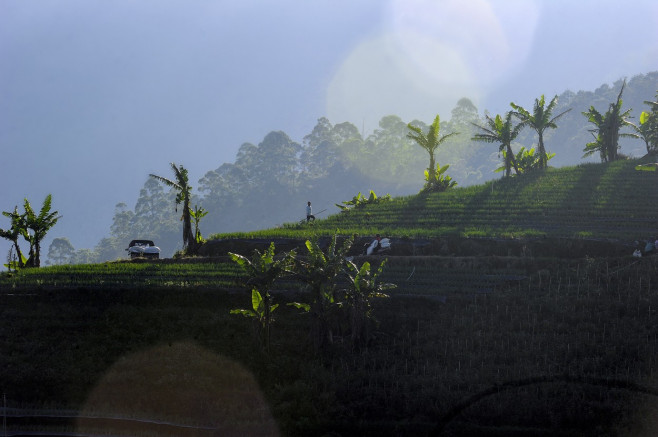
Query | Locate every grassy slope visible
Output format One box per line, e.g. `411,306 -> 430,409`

213,158 -> 658,240
2,158 -> 658,436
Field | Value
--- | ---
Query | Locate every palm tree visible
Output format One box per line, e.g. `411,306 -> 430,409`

511,95 -> 571,168
582,81 -> 638,162
406,115 -> 458,190
471,112 -> 523,177
150,163 -> 196,253
23,194 -> 61,267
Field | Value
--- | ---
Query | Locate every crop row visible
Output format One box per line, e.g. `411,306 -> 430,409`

1,259 -> 528,296
0,262 -> 245,290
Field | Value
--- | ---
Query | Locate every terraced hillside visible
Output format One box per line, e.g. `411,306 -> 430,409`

214,158 -> 658,241
3,159 -> 658,436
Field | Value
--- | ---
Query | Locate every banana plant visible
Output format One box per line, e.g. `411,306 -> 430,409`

511,94 -> 571,168
344,259 -> 395,346
407,115 -> 459,187
189,205 -> 208,244
3,245 -> 27,272
335,190 -> 391,211
150,163 -> 196,253
581,81 -> 638,162
0,206 -> 27,269
292,233 -> 353,347
230,288 -> 279,350
497,147 -> 554,175
637,91 -> 658,155
423,163 -> 457,192
22,195 -> 61,267
472,112 -> 523,177
335,192 -> 363,211
229,242 -> 296,352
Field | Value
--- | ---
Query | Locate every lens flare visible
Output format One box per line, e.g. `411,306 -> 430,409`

326,0 -> 539,126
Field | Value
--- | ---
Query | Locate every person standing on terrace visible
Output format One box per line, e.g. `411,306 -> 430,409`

306,201 -> 315,222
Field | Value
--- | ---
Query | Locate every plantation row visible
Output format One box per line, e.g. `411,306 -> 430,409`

0,261 -> 243,290
0,256 -> 532,297
3,254 -> 647,301
216,159 -> 658,241
0,258 -> 514,296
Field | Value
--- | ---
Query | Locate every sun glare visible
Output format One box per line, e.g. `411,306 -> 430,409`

326,0 -> 540,126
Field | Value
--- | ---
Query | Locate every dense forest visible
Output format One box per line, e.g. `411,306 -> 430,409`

53,72 -> 658,263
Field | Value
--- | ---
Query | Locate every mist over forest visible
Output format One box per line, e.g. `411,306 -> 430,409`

44,71 -> 658,264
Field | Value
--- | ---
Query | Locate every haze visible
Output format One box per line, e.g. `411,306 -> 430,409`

1,0 -> 657,259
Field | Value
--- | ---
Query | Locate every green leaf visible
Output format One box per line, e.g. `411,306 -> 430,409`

230,309 -> 257,318
229,252 -> 248,268
287,302 -> 310,312
359,261 -> 371,277
251,289 -> 263,312
641,111 -> 649,125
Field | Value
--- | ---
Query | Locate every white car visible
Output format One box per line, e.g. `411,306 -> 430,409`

126,240 -> 161,259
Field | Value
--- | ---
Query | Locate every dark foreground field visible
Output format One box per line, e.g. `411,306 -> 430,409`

2,254 -> 658,436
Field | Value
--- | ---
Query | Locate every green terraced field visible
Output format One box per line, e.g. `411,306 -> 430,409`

0,260 -> 244,290
214,159 -> 658,241
3,158 -> 658,436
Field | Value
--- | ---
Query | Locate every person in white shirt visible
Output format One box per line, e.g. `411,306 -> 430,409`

306,201 -> 315,222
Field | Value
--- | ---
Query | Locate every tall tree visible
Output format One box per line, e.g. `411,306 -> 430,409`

254,131 -> 301,194
472,112 -> 523,177
511,95 -> 571,168
406,115 -> 458,191
582,81 -> 638,162
150,163 -> 196,253
450,97 -> 479,126
301,117 -> 339,178
47,237 -> 75,265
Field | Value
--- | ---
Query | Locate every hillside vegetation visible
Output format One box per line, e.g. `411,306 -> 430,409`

63,72 -> 657,263
2,158 -> 658,436
213,157 -> 658,242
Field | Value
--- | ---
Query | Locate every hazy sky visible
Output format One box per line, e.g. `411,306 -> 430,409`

1,0 -> 657,258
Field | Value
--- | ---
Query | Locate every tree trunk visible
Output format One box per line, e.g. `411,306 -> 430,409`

12,241 -> 25,268
428,150 -> 436,184
537,133 -> 546,168
182,198 -> 196,253
506,144 -> 520,175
